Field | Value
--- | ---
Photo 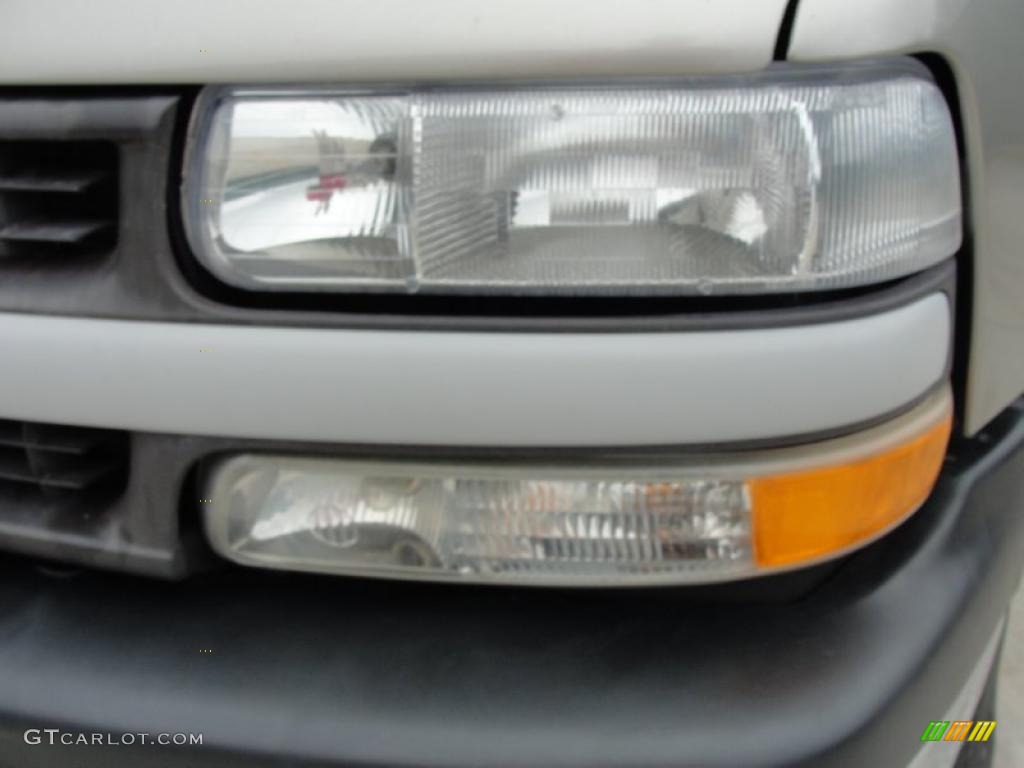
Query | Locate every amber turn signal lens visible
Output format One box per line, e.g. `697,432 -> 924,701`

751,402 -> 952,568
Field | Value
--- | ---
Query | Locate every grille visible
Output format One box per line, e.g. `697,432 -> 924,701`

0,141 -> 118,258
0,419 -> 129,500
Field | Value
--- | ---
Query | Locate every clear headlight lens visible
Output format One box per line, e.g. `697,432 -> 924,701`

182,60 -> 961,295
203,388 -> 951,586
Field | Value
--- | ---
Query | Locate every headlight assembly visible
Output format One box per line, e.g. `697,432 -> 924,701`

182,59 -> 961,296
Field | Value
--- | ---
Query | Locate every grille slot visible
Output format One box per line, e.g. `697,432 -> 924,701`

0,141 -> 118,258
0,419 -> 128,499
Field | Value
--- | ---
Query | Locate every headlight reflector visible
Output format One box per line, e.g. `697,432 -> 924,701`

182,61 -> 961,295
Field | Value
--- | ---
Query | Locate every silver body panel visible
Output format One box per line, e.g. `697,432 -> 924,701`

0,296 -> 949,446
0,0 -> 786,82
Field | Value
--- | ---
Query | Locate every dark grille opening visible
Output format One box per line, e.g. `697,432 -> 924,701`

0,419 -> 129,504
0,141 -> 118,259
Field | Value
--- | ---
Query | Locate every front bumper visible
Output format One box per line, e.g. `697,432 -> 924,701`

0,399 -> 1022,767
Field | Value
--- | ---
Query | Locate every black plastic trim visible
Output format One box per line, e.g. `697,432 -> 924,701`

0,398 -> 1021,767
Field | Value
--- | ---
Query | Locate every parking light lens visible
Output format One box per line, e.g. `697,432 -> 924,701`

203,388 -> 951,586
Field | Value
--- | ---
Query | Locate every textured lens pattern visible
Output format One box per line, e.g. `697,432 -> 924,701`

186,67 -> 961,294
222,466 -> 753,584
412,90 -> 815,292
